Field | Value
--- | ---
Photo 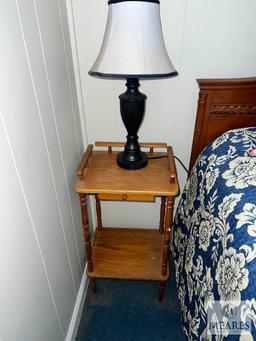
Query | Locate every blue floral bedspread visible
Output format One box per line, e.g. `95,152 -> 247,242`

172,127 -> 256,340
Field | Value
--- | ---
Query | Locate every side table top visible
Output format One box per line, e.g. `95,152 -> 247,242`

75,142 -> 180,196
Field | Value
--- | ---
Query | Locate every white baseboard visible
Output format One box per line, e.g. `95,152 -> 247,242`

65,265 -> 89,341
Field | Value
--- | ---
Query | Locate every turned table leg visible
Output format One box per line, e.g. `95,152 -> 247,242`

95,194 -> 102,231
159,196 -> 166,234
159,196 -> 173,301
159,281 -> 166,302
162,196 -> 173,276
79,193 -> 93,273
91,278 -> 97,297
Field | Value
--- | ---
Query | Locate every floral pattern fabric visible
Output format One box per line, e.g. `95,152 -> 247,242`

172,127 -> 256,340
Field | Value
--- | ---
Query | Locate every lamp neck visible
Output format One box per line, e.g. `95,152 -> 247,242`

126,78 -> 140,94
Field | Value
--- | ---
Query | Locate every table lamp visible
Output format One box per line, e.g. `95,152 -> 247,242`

89,0 -> 178,170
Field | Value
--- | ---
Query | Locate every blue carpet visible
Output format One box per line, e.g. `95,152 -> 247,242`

76,259 -> 185,340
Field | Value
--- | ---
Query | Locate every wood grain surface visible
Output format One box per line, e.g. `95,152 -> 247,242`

87,228 -> 169,281
76,150 -> 179,196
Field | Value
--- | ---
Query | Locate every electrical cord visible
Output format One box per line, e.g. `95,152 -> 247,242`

147,154 -> 189,174
173,155 -> 189,174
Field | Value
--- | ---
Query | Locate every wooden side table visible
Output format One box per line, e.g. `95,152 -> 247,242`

75,142 -> 179,301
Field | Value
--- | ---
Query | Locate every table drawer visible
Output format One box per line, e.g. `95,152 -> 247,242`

98,193 -> 155,202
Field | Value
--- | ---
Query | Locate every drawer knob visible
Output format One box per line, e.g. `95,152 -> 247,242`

122,194 -> 128,200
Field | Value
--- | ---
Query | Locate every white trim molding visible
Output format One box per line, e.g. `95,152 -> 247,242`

65,265 -> 89,341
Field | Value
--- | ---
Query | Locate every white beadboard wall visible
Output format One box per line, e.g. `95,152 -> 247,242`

0,1 -> 85,340
70,0 -> 256,228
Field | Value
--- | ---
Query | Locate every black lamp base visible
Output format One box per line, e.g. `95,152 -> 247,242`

117,151 -> 148,170
117,78 -> 147,170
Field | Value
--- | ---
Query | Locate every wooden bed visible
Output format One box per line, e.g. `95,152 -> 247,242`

189,77 -> 256,172
174,79 -> 256,340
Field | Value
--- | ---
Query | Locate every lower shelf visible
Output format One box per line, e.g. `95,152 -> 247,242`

87,227 -> 169,281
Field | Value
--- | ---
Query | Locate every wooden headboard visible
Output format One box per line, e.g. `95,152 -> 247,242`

189,77 -> 256,171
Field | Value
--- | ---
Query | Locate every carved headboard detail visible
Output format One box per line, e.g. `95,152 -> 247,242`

210,104 -> 256,115
189,77 -> 256,172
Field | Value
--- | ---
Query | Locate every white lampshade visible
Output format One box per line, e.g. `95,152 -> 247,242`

89,0 -> 178,79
